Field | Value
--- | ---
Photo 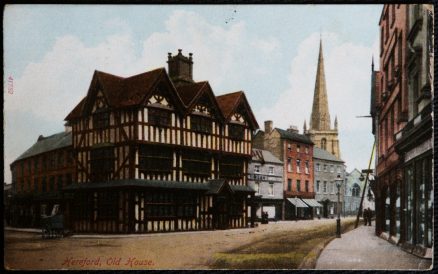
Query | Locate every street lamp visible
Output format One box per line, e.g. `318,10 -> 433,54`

335,174 -> 343,238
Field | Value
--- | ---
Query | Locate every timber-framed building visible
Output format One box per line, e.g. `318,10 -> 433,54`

11,50 -> 259,234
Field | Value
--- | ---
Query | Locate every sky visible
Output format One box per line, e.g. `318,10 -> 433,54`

4,4 -> 382,184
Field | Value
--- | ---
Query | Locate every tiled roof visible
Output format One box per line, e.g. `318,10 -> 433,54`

176,81 -> 208,106
13,131 -> 72,163
65,67 -> 258,129
313,147 -> 344,162
276,128 -> 314,145
251,149 -> 283,164
216,91 -> 243,119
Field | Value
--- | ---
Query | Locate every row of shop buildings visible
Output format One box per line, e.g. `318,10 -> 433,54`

370,4 -> 433,258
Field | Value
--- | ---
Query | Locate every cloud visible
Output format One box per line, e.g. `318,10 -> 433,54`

258,32 -> 378,171
3,9 -> 279,183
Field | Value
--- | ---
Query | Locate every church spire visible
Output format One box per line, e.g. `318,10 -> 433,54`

334,115 -> 338,130
310,38 -> 331,131
303,119 -> 307,133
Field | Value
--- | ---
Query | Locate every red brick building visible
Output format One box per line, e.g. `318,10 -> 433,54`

371,4 -> 433,257
253,121 -> 315,220
9,131 -> 75,227
373,4 -> 408,238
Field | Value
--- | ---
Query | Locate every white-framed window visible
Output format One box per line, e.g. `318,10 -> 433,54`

305,161 -> 309,174
316,163 -> 320,172
330,165 -> 334,173
268,166 -> 274,175
296,159 -> 301,173
316,180 -> 320,193
268,183 -> 274,196
254,165 -> 260,173
337,166 -> 341,174
287,143 -> 291,151
305,146 -> 309,154
297,145 -> 301,153
323,181 -> 327,193
255,181 -> 260,194
287,158 -> 292,172
287,179 -> 292,191
331,182 -> 335,194
324,165 -> 328,172
297,180 -> 301,192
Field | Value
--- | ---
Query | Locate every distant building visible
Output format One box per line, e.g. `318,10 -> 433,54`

304,39 -> 341,159
9,131 -> 75,228
248,149 -> 283,220
313,147 -> 345,219
253,121 -> 318,220
343,169 -> 375,216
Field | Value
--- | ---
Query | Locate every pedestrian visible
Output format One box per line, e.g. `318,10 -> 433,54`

367,207 -> 372,226
362,208 -> 368,225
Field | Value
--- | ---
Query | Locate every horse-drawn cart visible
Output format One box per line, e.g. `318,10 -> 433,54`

41,214 -> 64,239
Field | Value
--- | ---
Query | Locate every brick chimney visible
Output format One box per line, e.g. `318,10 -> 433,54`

167,49 -> 194,86
264,120 -> 273,133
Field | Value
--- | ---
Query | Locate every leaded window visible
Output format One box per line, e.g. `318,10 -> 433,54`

191,115 -> 212,134
90,146 -> 114,182
182,150 -> 211,177
139,145 -> 173,174
228,124 -> 245,140
148,107 -> 171,127
93,111 -> 110,129
220,157 -> 243,178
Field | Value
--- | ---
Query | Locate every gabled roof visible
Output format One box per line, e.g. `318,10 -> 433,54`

12,131 -> 72,164
216,91 -> 259,129
65,68 -> 185,120
313,147 -> 344,163
176,81 -> 224,120
276,128 -> 314,145
251,149 -> 283,164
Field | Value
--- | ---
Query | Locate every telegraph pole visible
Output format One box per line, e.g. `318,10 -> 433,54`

355,141 -> 375,228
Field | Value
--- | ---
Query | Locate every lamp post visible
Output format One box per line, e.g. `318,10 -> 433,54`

335,175 -> 343,238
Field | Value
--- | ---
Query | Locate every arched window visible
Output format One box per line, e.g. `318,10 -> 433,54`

321,138 -> 327,150
352,184 -> 361,197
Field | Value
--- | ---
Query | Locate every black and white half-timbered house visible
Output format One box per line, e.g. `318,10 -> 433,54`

63,50 -> 259,233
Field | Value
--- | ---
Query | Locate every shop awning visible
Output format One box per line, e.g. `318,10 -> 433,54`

302,198 -> 323,207
286,198 -> 309,208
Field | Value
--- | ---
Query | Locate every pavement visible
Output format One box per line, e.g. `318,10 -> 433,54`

315,224 -> 432,270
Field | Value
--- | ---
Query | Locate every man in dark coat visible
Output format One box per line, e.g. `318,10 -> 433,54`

363,208 -> 369,225
367,207 -> 372,226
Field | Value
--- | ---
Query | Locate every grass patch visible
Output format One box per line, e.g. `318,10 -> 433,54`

210,218 -> 358,269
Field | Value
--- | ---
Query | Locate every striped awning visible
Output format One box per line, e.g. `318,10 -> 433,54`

302,198 -> 323,207
286,198 -> 309,208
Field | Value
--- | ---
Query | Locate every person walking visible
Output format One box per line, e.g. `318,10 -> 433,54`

362,208 -> 368,225
367,207 -> 372,226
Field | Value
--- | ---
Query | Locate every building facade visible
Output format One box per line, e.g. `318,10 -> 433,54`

343,169 -> 375,216
253,121 -> 318,220
9,131 -> 75,227
371,4 -> 433,258
248,149 -> 284,220
305,39 -> 341,159
313,147 -> 345,218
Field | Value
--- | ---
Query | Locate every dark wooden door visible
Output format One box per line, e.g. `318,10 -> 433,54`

214,196 -> 229,229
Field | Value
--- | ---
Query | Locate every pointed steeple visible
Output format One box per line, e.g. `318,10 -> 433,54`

334,115 -> 338,130
310,38 -> 331,131
303,119 -> 307,133
371,55 -> 375,71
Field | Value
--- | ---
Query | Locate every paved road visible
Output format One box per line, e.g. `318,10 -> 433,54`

315,224 -> 432,270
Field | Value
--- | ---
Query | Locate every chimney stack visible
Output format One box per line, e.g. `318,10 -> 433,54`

287,125 -> 299,133
264,120 -> 273,133
167,49 -> 194,86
